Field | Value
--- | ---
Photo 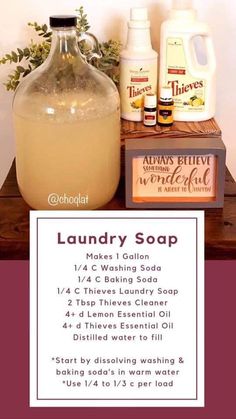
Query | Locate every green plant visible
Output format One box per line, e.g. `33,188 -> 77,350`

0,6 -> 121,91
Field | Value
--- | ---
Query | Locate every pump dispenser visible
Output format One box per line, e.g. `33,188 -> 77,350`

159,0 -> 216,121
120,8 -> 158,121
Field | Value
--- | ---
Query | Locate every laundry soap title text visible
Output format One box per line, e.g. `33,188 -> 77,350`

57,232 -> 178,248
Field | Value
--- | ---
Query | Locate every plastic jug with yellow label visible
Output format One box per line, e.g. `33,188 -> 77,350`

159,0 -> 216,122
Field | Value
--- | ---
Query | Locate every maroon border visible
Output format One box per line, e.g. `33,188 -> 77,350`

1,260 -> 236,418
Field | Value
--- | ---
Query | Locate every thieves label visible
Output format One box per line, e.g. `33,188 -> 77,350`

30,211 -> 204,407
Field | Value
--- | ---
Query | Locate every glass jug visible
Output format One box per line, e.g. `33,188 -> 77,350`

13,15 -> 120,210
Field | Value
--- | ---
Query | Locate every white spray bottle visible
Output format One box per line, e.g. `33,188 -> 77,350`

120,8 -> 158,122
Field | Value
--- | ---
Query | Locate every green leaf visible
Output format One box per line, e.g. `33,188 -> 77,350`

17,66 -> 25,73
11,51 -> 18,62
23,48 -> 30,56
43,33 -> 52,38
23,69 -> 31,77
17,48 -> 24,62
0,6 -> 121,91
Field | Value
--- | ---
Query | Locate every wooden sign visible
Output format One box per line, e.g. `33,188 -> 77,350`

125,137 -> 226,208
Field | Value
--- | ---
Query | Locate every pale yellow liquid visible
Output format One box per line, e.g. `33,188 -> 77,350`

14,93 -> 120,210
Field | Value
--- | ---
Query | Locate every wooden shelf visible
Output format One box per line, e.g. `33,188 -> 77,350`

0,119 -> 235,260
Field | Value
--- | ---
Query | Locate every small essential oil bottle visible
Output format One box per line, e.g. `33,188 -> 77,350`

143,94 -> 157,126
158,86 -> 174,127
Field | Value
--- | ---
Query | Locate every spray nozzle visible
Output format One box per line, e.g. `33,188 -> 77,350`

130,7 -> 148,21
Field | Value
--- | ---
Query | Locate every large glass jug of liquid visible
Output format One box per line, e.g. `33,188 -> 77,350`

13,15 -> 120,210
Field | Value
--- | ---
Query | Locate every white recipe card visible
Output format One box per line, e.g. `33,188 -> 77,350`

30,211 -> 204,407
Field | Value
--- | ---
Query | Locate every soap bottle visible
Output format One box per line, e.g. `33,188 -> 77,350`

120,8 -> 158,122
159,0 -> 216,121
143,94 -> 157,127
158,86 -> 174,127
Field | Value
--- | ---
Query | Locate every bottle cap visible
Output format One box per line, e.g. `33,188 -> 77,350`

160,86 -> 173,101
129,8 -> 150,28
130,7 -> 148,21
50,15 -> 77,28
144,93 -> 157,108
170,0 -> 196,19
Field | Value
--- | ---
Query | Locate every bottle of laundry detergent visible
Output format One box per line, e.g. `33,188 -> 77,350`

120,8 -> 158,121
159,0 -> 216,121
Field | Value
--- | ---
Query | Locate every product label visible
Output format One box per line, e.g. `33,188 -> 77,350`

166,38 -> 206,113
145,115 -> 156,120
132,154 -> 216,202
144,111 -> 157,126
158,105 -> 173,125
120,58 -> 157,117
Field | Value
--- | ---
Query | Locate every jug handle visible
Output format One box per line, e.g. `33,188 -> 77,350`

77,32 -> 102,62
201,34 -> 216,71
186,31 -> 216,76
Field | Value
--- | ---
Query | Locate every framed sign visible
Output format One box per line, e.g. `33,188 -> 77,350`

125,137 -> 226,208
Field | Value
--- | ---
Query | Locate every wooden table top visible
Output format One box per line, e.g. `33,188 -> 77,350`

0,119 -> 236,260
0,161 -> 236,260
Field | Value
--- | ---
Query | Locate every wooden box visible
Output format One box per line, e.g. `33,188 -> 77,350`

124,120 -> 226,209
